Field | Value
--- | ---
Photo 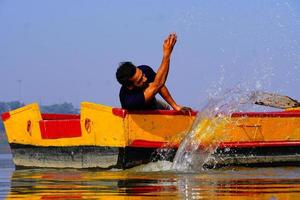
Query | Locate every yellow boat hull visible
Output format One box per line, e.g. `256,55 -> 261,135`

2,102 -> 300,169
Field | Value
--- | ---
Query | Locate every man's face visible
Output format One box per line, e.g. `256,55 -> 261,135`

129,68 -> 148,89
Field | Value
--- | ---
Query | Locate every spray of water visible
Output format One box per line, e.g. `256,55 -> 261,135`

172,88 -> 255,172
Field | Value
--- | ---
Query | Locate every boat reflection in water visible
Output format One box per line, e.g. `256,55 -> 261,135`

5,164 -> 300,199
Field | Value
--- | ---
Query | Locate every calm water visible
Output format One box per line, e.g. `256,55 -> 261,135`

1,148 -> 300,200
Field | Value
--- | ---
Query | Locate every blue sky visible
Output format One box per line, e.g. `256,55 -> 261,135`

1,0 -> 300,109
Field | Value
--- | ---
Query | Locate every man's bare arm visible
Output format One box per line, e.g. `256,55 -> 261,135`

159,86 -> 192,113
159,86 -> 180,110
144,33 -> 177,102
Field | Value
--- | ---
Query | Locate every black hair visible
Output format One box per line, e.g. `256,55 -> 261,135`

116,62 -> 137,86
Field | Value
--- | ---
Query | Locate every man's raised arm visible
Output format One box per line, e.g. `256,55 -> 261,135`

143,33 -> 177,102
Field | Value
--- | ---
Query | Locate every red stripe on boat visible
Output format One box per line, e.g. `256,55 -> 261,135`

39,119 -> 81,139
1,112 -> 10,121
112,108 -> 127,118
129,140 -> 178,148
130,140 -> 300,149
129,110 -> 198,116
41,113 -> 80,120
112,108 -> 198,117
231,111 -> 300,118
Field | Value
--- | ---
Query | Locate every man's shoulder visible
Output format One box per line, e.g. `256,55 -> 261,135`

119,85 -> 129,95
119,86 -> 145,110
120,85 -> 140,95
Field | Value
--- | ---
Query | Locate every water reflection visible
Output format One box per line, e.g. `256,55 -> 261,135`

3,164 -> 300,199
7,168 -> 179,199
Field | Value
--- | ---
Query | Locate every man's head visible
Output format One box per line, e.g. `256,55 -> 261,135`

116,62 -> 148,89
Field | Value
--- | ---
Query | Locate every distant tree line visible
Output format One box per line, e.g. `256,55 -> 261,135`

40,102 -> 79,114
0,101 -> 79,133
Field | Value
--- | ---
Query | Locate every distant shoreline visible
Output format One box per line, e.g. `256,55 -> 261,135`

0,131 -> 8,142
0,132 -> 11,154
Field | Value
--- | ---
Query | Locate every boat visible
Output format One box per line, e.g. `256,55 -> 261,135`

1,98 -> 300,169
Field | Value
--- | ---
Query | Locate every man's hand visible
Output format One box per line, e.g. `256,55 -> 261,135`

163,33 -> 177,57
174,104 -> 193,115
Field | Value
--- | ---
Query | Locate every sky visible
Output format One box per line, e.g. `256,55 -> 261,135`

1,0 -> 300,109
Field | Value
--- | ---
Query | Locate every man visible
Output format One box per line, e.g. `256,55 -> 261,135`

116,33 -> 191,112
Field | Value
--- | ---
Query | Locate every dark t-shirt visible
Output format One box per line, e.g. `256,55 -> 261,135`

119,65 -> 157,110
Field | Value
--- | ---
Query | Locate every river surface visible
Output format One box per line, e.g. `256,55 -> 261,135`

1,142 -> 300,200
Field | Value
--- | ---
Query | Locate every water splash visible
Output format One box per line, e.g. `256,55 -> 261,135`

172,88 -> 255,172
125,161 -> 173,172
